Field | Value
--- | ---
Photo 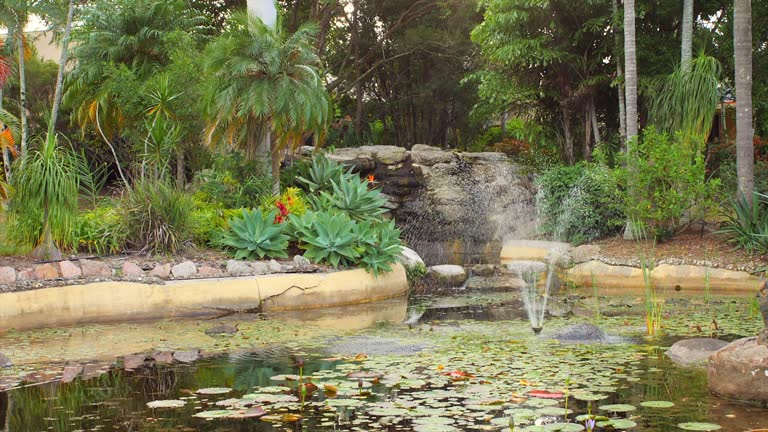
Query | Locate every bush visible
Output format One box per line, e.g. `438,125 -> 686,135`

73,201 -> 127,255
259,187 -> 308,223
719,192 -> 768,255
617,129 -> 721,240
192,152 -> 272,208
356,219 -> 404,276
120,180 -> 195,253
296,155 -> 352,194
220,209 -> 290,260
536,164 -> 587,235
322,176 -> 388,221
190,205 -> 242,247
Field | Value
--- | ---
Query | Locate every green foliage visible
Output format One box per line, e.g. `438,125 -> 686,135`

192,153 -> 272,209
536,164 -> 587,235
190,205 -> 242,247
119,179 -> 195,253
555,166 -> 625,245
220,209 -> 289,260
296,155 -> 352,194
617,129 -> 721,240
73,201 -> 127,255
6,135 -> 93,256
719,192 -> 768,255
290,211 -> 359,267
405,262 -> 428,288
356,220 -> 404,277
322,176 -> 388,222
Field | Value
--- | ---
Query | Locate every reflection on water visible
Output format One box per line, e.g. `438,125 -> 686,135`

268,296 -> 408,330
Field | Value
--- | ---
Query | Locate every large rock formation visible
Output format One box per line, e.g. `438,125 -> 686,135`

666,338 -> 729,367
316,145 -> 537,264
708,337 -> 768,404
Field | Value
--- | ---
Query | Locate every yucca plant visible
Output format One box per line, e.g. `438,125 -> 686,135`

358,220 -> 404,277
291,211 -> 359,267
7,134 -> 93,260
719,192 -> 768,255
296,156 -> 352,194
221,209 -> 289,260
323,176 -> 388,221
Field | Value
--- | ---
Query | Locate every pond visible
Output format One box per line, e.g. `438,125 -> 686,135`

0,291 -> 766,432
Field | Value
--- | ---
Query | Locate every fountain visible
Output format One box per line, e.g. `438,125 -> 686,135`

520,265 -> 556,335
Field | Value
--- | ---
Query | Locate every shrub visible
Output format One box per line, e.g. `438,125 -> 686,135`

120,180 -> 195,253
220,209 -> 289,260
190,205 -> 242,247
259,187 -> 308,223
296,155 -> 352,194
192,152 -> 272,208
719,192 -> 768,255
617,129 -> 721,240
73,202 -> 127,255
536,164 -> 588,236
322,176 -> 388,221
290,211 -> 360,267
552,165 -> 625,245
356,219 -> 404,276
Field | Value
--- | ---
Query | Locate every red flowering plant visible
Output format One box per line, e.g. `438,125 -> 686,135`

261,187 -> 307,224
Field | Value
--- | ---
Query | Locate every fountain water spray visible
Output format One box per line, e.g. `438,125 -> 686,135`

520,265 -> 556,334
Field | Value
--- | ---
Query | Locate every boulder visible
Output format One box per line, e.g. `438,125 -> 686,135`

546,298 -> 574,318
428,265 -> 467,287
173,350 -> 200,363
61,363 -> 83,383
171,261 -> 197,279
149,263 -> 171,278
122,261 -> 145,277
504,260 -> 548,278
17,268 -> 37,281
369,145 -> 408,165
470,264 -> 498,277
545,246 -> 572,269
226,260 -> 252,276
0,266 -> 16,284
708,337 -> 768,404
268,260 -> 283,273
465,275 -> 525,291
459,152 -> 508,164
34,263 -> 60,280
652,264 -> 761,292
58,260 -> 82,279
0,352 -> 12,368
571,244 -> 601,264
152,351 -> 174,364
198,266 -> 224,277
398,247 -> 425,269
551,323 -> 608,344
327,148 -> 376,171
123,354 -> 148,370
251,261 -> 270,275
666,338 -> 729,367
411,144 -> 455,166
80,260 -> 112,278
205,324 -> 239,336
293,255 -> 312,270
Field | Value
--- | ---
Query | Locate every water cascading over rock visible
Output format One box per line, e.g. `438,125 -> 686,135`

321,145 -> 537,265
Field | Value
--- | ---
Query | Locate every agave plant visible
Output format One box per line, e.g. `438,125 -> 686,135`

291,211 -> 359,267
358,220 -> 404,277
718,192 -> 768,255
296,156 -> 352,194
221,209 -> 289,260
322,176 -> 388,221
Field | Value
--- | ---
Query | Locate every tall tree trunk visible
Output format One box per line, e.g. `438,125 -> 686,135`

268,126 -> 280,195
48,0 -> 76,138
613,0 -> 627,151
352,1 -> 363,135
17,33 -> 28,161
624,0 -> 638,142
734,0 -> 754,199
32,201 -> 63,261
681,0 -> 694,68
562,106 -> 574,165
590,98 -> 602,145
583,104 -> 592,162
176,149 -> 185,188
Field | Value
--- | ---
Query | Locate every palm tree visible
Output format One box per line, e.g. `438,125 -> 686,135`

48,0 -> 75,138
612,0 -> 627,150
203,12 -> 329,194
624,0 -> 638,142
734,0 -> 754,199
681,0 -> 693,67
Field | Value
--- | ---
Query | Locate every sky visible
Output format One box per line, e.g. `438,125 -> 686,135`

0,15 -> 49,35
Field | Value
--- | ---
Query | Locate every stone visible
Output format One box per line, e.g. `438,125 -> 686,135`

411,144 -> 455,166
17,268 -> 37,281
148,263 -> 171,278
398,247 -> 425,269
173,350 -> 200,363
465,275 -> 525,291
58,260 -> 82,279
428,265 -> 467,287
370,145 -> 408,165
551,323 -> 608,344
327,148 -> 376,171
34,263 -> 60,280
61,363 -> 83,383
564,260 -> 646,290
81,362 -> 110,380
226,260 -> 252,276
546,298 -> 574,318
79,259 -> 112,278
250,262 -> 270,275
571,244 -> 601,264
293,255 -> 312,270
546,246 -> 572,269
152,351 -> 174,364
652,264 -> 761,292
666,338 -> 730,367
0,352 -> 12,368
123,354 -> 148,370
0,266 -> 16,284
459,152 -> 508,164
708,337 -> 768,404
205,324 -> 239,336
470,264 -> 498,277
268,260 -> 283,273
504,260 -> 548,277
122,261 -> 145,277
171,261 -> 197,279
198,266 -> 224,277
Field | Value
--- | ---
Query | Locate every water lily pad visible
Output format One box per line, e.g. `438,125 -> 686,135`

641,400 -> 675,408
575,414 -> 609,422
597,419 -> 637,429
598,404 -> 636,412
543,423 -> 585,432
193,410 -> 233,419
678,423 -> 722,431
196,387 -> 232,395
146,399 -> 186,409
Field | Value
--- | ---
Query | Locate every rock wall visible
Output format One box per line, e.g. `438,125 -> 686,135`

309,145 -> 537,265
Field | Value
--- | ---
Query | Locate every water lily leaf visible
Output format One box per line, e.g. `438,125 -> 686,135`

678,422 -> 722,431
146,399 -> 186,409
597,419 -> 637,429
196,387 -> 232,395
641,400 -> 675,408
598,404 -> 636,412
228,406 -> 267,419
528,390 -> 565,399
193,410 -> 233,419
262,413 -> 302,423
543,423 -> 585,432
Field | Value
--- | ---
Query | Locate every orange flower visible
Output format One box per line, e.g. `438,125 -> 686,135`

367,174 -> 375,183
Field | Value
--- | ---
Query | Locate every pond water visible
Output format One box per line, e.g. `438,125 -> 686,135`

0,291 -> 766,432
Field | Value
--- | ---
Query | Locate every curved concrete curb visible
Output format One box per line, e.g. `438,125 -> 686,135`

0,264 -> 408,331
